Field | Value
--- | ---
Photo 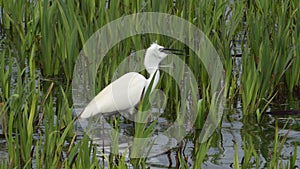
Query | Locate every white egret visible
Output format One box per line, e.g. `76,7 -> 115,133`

79,43 -> 184,119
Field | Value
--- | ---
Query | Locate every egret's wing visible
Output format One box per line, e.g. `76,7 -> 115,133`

80,72 -> 146,118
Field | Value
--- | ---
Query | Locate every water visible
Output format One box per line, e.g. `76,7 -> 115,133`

72,98 -> 300,168
141,107 -> 300,168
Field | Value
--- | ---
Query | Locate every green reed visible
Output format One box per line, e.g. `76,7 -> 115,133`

1,0 -> 33,70
0,0 -> 300,168
193,137 -> 212,168
286,1 -> 300,95
0,50 -> 12,102
4,61 -> 38,167
269,120 -> 291,169
241,0 -> 299,117
288,145 -> 297,169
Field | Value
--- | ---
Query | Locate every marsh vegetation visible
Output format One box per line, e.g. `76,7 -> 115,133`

0,0 -> 299,168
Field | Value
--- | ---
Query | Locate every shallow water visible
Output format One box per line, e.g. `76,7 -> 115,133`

72,100 -> 300,168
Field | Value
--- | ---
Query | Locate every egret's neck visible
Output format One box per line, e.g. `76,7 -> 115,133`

144,49 -> 162,75
144,49 -> 162,93
145,69 -> 160,93
145,61 -> 160,75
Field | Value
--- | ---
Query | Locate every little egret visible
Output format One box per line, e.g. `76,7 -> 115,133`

79,43 -> 184,119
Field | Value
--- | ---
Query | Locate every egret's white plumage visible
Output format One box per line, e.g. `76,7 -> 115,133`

80,43 -> 182,119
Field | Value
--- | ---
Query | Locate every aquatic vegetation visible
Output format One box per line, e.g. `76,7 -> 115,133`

0,0 -> 299,168
240,1 -> 299,117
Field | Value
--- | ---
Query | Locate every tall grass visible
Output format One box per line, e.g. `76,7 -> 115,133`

240,1 -> 299,117
0,0 -> 299,168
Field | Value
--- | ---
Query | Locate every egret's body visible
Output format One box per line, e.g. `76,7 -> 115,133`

80,43 -> 182,119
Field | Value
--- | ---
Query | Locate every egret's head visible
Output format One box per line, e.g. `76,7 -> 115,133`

146,43 -> 168,61
144,43 -> 184,74
144,43 -> 167,74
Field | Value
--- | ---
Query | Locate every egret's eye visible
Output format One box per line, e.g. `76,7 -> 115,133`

158,48 -> 164,52
159,48 -> 170,54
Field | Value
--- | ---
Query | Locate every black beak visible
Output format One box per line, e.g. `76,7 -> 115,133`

160,48 -> 186,56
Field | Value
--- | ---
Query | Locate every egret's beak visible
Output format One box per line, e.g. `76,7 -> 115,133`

160,48 -> 186,56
